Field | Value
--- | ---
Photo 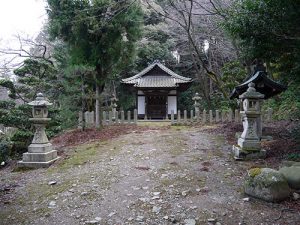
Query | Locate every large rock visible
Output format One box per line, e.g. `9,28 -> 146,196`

279,166 -> 300,190
244,168 -> 291,202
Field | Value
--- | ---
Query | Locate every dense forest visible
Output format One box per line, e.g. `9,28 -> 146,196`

0,0 -> 299,162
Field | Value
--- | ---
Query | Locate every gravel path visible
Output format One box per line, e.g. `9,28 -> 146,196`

1,125 -> 299,225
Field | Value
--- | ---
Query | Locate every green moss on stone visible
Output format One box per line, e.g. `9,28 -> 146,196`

248,168 -> 262,177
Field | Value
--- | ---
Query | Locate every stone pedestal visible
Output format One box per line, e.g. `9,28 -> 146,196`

18,93 -> 59,168
18,118 -> 59,168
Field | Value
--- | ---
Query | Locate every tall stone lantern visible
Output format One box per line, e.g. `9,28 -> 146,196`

232,83 -> 266,160
18,93 -> 59,168
192,92 -> 201,115
110,94 -> 118,121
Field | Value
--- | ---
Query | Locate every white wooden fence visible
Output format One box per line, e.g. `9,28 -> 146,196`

170,108 -> 273,125
78,108 -> 273,127
78,109 -> 138,128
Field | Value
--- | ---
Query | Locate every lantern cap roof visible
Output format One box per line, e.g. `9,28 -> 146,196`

192,92 -> 201,100
28,93 -> 53,106
230,71 -> 287,99
239,82 -> 265,99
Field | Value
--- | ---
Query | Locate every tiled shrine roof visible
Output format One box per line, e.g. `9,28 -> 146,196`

122,62 -> 192,88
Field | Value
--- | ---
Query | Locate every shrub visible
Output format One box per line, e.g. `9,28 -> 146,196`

0,138 -> 12,163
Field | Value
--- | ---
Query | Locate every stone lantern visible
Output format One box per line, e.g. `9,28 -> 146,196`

110,94 -> 118,121
192,92 -> 201,115
18,93 -> 59,168
232,83 -> 266,160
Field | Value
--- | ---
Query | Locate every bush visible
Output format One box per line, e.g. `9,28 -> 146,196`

264,83 -> 300,120
0,138 -> 12,163
10,129 -> 33,156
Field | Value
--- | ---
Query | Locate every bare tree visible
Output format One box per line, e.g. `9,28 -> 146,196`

0,29 -> 55,78
146,0 -> 238,100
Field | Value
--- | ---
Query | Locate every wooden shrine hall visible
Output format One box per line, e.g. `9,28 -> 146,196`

122,61 -> 193,119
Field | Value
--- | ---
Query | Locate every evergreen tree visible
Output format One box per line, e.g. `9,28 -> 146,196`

47,0 -> 143,127
223,0 -> 300,118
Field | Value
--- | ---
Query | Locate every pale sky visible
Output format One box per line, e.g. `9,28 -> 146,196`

0,0 -> 47,48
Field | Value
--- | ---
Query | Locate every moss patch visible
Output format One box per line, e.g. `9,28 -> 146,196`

248,168 -> 262,177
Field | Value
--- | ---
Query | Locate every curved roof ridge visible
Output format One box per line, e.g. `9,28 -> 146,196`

122,62 -> 192,83
156,63 -> 191,81
122,63 -> 156,82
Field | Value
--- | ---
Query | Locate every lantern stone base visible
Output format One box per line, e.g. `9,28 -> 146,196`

238,137 -> 261,149
28,143 -> 53,153
18,150 -> 59,168
232,145 -> 266,160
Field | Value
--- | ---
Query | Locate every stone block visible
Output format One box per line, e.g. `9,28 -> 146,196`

232,145 -> 266,160
18,156 -> 59,168
28,143 -> 53,153
22,150 -> 58,162
279,166 -> 300,189
244,168 -> 291,202
238,137 -> 261,150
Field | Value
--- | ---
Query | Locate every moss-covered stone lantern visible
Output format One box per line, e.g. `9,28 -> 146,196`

18,93 -> 59,168
192,92 -> 201,114
232,83 -> 266,160
110,94 -> 118,121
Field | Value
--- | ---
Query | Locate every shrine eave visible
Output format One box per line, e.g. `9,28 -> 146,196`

121,62 -> 192,91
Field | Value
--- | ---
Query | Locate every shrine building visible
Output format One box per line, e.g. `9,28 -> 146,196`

122,61 -> 193,119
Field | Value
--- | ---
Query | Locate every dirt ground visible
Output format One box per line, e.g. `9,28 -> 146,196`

1,123 -> 299,225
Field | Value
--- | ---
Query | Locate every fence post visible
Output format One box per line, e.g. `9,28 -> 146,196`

134,109 -> 138,124
221,110 -> 226,123
202,109 -> 206,123
91,111 -> 95,127
115,111 -> 119,124
177,110 -> 181,123
102,111 -> 107,126
184,110 -> 187,124
121,110 -> 125,124
78,111 -> 83,129
84,111 -> 95,128
127,111 -> 131,124
109,111 -> 113,125
196,109 -> 200,122
171,110 -> 175,124
216,110 -> 220,122
228,109 -> 233,122
84,111 -> 89,127
190,110 -> 194,122
209,110 -> 213,123
267,108 -> 273,121
235,109 -> 239,122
